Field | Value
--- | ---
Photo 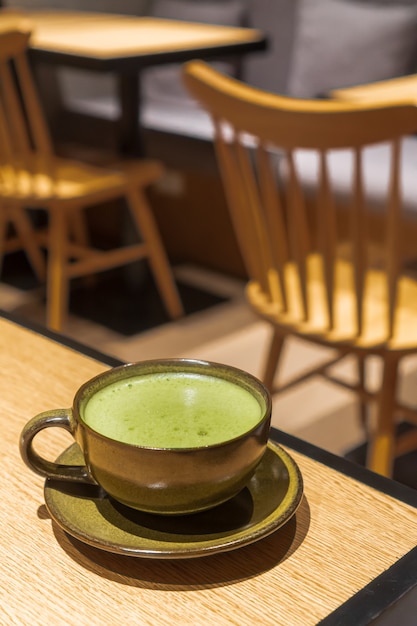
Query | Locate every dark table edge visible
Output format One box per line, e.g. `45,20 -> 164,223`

5,309 -> 416,626
271,434 -> 417,626
29,37 -> 268,73
1,308 -> 124,368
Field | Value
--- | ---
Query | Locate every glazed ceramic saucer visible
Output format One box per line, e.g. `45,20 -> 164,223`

44,441 -> 303,559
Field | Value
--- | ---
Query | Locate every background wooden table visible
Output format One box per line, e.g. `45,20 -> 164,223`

20,10 -> 266,154
1,314 -> 417,625
330,74 -> 417,104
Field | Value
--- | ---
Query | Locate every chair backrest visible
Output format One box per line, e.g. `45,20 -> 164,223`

182,60 -> 417,340
0,19 -> 53,168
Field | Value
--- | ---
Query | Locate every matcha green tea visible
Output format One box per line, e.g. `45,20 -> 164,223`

82,372 -> 262,448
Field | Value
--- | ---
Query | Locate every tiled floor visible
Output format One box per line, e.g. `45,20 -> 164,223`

0,263 -> 375,459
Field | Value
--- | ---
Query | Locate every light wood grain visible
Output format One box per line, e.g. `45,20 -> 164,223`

0,10 -> 264,59
1,316 -> 417,625
330,74 -> 417,105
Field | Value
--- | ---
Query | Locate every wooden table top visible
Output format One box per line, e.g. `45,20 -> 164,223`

1,10 -> 266,70
2,314 -> 417,625
330,74 -> 417,104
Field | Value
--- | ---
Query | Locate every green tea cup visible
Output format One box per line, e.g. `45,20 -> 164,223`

20,359 -> 271,515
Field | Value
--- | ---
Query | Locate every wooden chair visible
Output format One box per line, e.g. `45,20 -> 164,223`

183,60 -> 417,477
0,23 -> 183,331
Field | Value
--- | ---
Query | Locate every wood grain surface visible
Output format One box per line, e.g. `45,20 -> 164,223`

21,11 -> 265,59
330,74 -> 417,104
1,317 -> 416,625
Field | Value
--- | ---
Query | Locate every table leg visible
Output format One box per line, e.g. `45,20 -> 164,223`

117,71 -> 144,156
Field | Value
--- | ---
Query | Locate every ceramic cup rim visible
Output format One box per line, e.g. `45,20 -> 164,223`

74,357 -> 272,451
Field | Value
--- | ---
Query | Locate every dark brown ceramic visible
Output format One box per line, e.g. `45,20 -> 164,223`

20,359 -> 271,515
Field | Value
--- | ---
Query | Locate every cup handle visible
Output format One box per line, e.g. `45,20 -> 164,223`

19,409 -> 96,484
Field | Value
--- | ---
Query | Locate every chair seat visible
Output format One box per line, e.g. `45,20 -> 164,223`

247,254 -> 417,351
0,156 -> 162,203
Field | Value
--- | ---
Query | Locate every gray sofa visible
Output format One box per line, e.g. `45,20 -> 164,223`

10,0 -> 417,136
7,0 -> 417,131
5,0 -> 417,270
8,0 -> 417,171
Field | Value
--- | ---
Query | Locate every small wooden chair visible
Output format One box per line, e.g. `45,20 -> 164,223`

183,60 -> 417,477
0,22 -> 183,331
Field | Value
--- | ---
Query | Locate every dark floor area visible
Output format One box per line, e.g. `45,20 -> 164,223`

1,251 -> 228,336
69,268 -> 228,336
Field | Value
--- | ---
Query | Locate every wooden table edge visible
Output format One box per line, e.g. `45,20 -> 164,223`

0,308 -> 123,369
274,429 -> 417,625
28,38 -> 268,73
23,11 -> 268,72
329,74 -> 417,104
3,308 -> 417,625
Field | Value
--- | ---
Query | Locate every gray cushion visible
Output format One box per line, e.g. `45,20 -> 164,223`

285,137 -> 417,216
244,0 -> 297,93
150,0 -> 247,26
287,0 -> 417,98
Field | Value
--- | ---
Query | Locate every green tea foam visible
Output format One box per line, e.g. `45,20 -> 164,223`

82,372 -> 262,448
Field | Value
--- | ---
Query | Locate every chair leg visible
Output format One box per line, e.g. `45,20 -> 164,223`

69,211 -> 90,248
366,354 -> 399,477
10,205 -> 46,282
263,327 -> 285,392
46,209 -> 69,332
0,203 -> 9,277
126,188 -> 183,319
69,211 -> 96,287
357,353 -> 369,436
